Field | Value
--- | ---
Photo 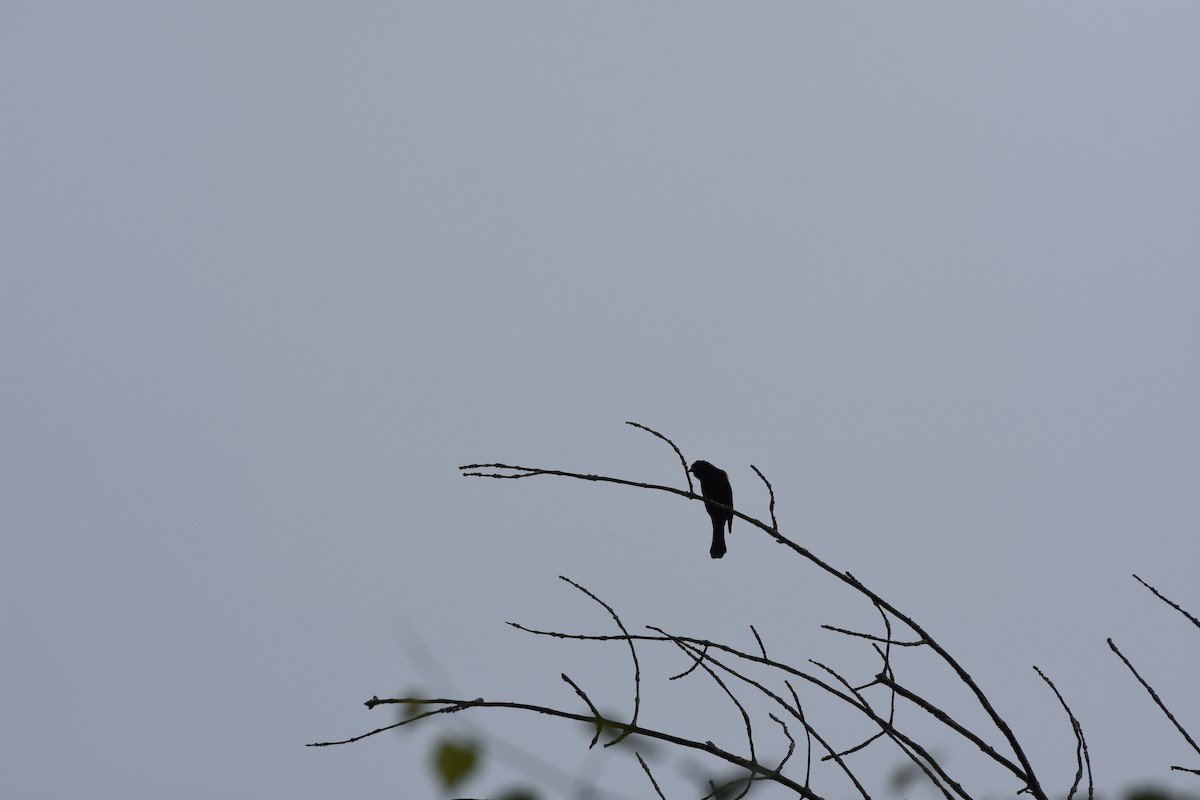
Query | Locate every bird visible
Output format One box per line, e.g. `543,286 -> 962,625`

689,460 -> 732,559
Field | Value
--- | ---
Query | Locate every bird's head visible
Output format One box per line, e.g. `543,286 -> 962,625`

689,460 -> 715,478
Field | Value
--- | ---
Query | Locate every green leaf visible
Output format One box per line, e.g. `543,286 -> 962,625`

432,738 -> 479,789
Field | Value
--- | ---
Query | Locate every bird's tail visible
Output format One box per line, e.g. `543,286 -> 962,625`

710,520 -> 727,559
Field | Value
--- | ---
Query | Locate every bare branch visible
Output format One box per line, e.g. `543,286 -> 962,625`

875,673 -> 1026,779
769,712 -> 797,775
513,609 -> 1033,793
1108,638 -> 1200,758
750,624 -> 768,660
1033,666 -> 1092,800
635,752 -> 667,800
874,602 -> 898,728
641,626 -> 862,720
655,632 -> 758,799
789,684 -> 815,790
559,576 -> 641,748
667,641 -> 709,681
561,673 -> 604,749
652,625 -> 882,798
510,589 -> 1037,793
508,622 -> 857,713
625,421 -> 693,494
828,730 -> 886,759
750,464 -> 777,529
822,624 -> 924,647
786,680 -> 869,800
1133,574 -> 1200,631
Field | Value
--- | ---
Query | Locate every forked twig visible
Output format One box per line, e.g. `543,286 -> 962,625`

787,680 -> 867,800
1033,666 -> 1092,800
561,673 -> 605,748
559,576 -> 641,748
661,635 -> 758,800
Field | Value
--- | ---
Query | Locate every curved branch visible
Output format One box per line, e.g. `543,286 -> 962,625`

658,634 -> 758,800
750,464 -> 777,529
558,576 -> 642,747
1033,666 -> 1092,800
822,624 -> 924,647
626,421 -> 693,494
786,680 -> 869,800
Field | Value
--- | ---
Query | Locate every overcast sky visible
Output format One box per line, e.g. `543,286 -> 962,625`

4,3 -> 1199,799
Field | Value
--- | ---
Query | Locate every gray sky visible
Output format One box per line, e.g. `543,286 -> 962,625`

3,3 -> 1198,798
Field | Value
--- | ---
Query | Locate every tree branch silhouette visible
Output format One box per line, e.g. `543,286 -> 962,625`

1109,575 -> 1200,777
458,421 -> 1048,799
315,422 -> 1151,798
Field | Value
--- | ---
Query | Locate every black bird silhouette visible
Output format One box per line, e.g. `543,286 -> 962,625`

689,460 -> 732,559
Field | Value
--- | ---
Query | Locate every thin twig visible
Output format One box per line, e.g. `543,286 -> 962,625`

823,624 -> 924,647
642,627 -> 862,724
769,713 -> 797,774
667,641 -> 709,681
870,601 -> 899,744
1133,574 -> 1200,630
1108,638 -> 1200,757
655,631 -> 758,800
789,684 -> 815,790
1033,666 -> 1092,800
559,576 -> 641,748
561,673 -> 604,749
786,680 -> 869,800
750,625 -> 768,660
654,625 -> 873,798
636,752 -> 668,800
750,464 -> 777,529
828,730 -> 886,759
625,421 -> 693,494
